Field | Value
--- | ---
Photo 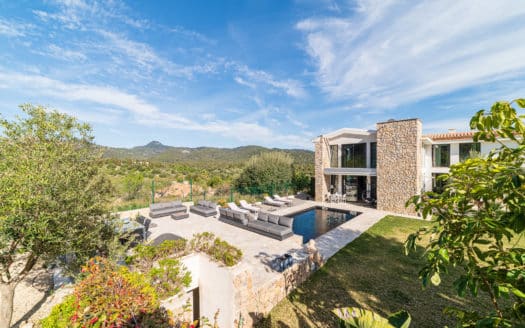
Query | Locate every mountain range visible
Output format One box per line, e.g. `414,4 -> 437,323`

102,141 -> 314,165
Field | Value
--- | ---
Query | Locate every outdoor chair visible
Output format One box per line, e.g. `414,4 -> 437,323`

239,200 -> 260,213
263,196 -> 286,207
273,194 -> 293,206
228,202 -> 250,214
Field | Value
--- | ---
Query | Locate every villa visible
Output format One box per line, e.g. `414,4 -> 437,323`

313,118 -> 517,215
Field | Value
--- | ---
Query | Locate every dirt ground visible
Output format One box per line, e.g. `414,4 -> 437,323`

10,266 -> 72,328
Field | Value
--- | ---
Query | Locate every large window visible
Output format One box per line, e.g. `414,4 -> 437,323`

432,144 -> 450,167
459,142 -> 481,162
342,143 -> 367,168
370,142 -> 377,168
330,145 -> 338,167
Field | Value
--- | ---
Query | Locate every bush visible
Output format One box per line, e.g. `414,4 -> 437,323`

40,295 -> 76,328
234,152 -> 294,193
41,257 -> 174,327
148,258 -> 192,298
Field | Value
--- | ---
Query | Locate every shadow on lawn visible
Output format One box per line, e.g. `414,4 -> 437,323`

255,230 -> 477,328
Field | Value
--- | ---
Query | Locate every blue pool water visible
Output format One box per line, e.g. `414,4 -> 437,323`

291,207 -> 360,243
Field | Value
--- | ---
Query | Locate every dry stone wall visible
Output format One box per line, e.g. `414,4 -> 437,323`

376,119 -> 422,215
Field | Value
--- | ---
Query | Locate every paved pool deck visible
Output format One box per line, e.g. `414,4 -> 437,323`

118,200 -> 394,286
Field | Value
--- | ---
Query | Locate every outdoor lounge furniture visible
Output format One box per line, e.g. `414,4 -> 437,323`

239,200 -> 259,213
227,202 -> 250,214
263,196 -> 286,207
273,194 -> 293,205
190,200 -> 218,217
218,208 -> 294,240
149,201 -> 187,218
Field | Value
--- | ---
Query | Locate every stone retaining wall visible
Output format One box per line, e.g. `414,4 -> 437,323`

232,241 -> 324,327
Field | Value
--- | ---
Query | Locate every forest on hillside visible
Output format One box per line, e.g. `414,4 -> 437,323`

101,142 -> 315,210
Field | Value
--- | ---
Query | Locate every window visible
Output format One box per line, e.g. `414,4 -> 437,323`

330,145 -> 338,167
459,142 -> 481,162
432,144 -> 450,167
432,173 -> 447,193
342,143 -> 367,168
370,142 -> 377,168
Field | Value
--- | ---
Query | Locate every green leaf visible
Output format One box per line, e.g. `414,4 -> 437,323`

511,287 -> 525,299
430,272 -> 441,286
387,310 -> 411,328
438,248 -> 449,263
515,98 -> 525,108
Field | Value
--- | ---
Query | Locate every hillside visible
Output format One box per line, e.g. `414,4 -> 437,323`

102,141 -> 314,165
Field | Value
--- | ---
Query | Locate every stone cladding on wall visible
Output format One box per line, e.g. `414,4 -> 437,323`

376,119 -> 422,215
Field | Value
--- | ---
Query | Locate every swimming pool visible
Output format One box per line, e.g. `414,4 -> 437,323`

291,207 -> 360,243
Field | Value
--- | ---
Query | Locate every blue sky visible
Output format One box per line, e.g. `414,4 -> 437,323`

1,0 -> 524,149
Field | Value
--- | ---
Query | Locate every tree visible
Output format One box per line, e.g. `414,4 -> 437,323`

405,99 -> 525,326
123,171 -> 144,200
0,104 -> 116,327
234,151 -> 294,194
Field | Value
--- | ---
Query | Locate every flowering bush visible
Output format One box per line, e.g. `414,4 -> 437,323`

41,257 -> 174,327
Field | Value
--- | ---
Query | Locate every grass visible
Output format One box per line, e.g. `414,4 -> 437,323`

257,215 -> 508,328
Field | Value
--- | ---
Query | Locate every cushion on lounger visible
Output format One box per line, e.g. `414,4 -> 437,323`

268,214 -> 280,224
257,212 -> 268,222
278,216 -> 293,228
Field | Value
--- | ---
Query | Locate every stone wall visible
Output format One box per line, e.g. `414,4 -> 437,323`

314,137 -> 330,201
376,119 -> 422,215
232,241 -> 323,327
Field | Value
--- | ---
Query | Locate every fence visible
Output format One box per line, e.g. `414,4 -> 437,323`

114,179 -> 302,211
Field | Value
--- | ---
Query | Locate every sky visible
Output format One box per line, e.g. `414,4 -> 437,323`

1,0 -> 524,149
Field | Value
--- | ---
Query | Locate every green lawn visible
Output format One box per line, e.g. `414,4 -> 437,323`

257,216 -> 503,328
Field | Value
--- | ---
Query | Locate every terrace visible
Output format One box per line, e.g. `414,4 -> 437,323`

118,198 -> 388,326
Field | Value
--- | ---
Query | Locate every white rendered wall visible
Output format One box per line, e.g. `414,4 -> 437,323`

166,254 -> 235,328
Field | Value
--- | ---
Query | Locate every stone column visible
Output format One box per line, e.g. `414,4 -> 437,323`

376,119 -> 422,215
314,136 -> 330,201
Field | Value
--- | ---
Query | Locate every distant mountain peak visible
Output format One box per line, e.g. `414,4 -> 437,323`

145,141 -> 166,148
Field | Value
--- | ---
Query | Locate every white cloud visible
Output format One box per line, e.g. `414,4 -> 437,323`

297,0 -> 525,108
35,44 -> 87,62
0,70 -> 311,148
0,19 -> 32,37
233,64 -> 306,98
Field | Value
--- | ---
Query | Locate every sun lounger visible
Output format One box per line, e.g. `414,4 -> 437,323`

273,194 -> 293,205
228,202 -> 250,214
264,196 -> 286,207
239,200 -> 259,213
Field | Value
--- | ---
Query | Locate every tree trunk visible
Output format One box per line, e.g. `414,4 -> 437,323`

0,282 -> 16,328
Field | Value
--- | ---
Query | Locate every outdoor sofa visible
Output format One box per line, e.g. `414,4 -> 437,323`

190,200 -> 218,217
218,208 -> 294,240
149,201 -> 187,218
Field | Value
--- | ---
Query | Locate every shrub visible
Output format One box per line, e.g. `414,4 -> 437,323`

148,258 -> 192,298
234,152 -> 294,193
40,295 -> 76,328
41,257 -> 174,327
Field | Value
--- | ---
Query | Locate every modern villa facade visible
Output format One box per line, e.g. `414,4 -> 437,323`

314,118 -> 516,215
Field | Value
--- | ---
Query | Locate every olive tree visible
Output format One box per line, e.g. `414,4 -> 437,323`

0,105 -> 115,327
405,99 -> 525,326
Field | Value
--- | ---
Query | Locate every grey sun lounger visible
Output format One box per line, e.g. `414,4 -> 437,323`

239,200 -> 259,213
273,194 -> 293,205
263,196 -> 286,207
